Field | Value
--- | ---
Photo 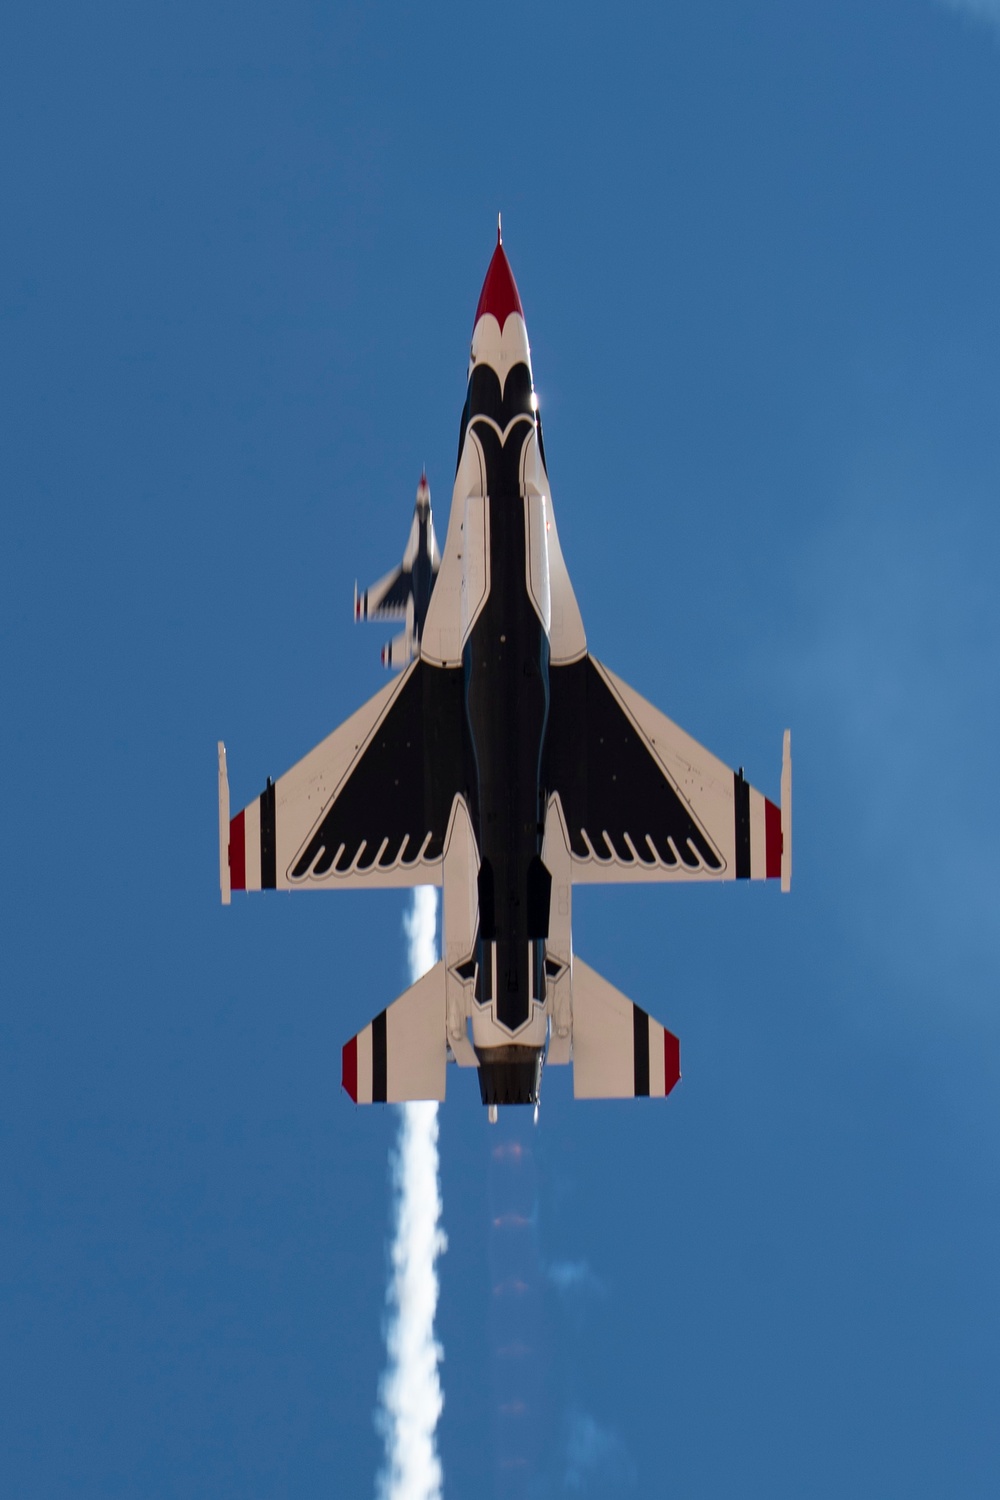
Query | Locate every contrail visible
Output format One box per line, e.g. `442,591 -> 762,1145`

489,1117 -> 547,1498
376,887 -> 447,1500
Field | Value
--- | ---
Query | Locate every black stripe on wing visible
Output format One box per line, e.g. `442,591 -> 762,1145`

544,657 -> 723,872
290,664 -> 466,880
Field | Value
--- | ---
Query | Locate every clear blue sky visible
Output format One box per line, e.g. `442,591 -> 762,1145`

3,2 -> 999,1495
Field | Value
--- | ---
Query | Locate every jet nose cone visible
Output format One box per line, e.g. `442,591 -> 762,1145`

416,469 -> 430,509
474,235 -> 524,331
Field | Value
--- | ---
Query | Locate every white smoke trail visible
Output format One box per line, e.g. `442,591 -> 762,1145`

376,886 -> 447,1500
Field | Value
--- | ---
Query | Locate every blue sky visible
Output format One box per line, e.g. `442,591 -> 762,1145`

3,2 -> 999,1495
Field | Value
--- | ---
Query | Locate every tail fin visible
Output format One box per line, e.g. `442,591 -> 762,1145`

342,960 -> 447,1104
570,957 -> 680,1100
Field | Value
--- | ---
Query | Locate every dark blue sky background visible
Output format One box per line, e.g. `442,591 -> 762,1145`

3,2 -> 999,1495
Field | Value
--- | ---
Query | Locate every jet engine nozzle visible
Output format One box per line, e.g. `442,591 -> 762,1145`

475,1044 -> 544,1108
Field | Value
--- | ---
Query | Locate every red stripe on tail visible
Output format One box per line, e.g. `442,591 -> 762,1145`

664,1030 -> 681,1096
765,798 -> 782,879
229,810 -> 246,890
342,1037 -> 358,1103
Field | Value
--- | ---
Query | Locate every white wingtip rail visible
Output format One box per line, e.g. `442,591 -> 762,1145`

781,729 -> 792,894
218,741 -> 231,906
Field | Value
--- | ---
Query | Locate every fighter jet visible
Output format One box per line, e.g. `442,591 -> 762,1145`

354,470 -> 441,669
218,226 -> 792,1111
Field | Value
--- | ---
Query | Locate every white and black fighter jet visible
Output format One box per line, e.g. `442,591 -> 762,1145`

354,470 -> 441,669
218,228 -> 792,1112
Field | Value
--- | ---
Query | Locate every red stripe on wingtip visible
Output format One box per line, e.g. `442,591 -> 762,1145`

765,798 -> 782,879
342,1037 -> 358,1102
664,1030 -> 681,1096
229,810 -> 246,890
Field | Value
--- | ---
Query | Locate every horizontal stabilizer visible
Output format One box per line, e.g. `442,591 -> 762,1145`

572,957 -> 680,1100
381,626 -> 413,671
342,960 -> 446,1104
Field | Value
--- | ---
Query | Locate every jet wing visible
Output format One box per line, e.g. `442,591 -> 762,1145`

221,660 -> 467,896
356,564 -> 411,622
545,656 -> 791,888
342,960 -> 447,1104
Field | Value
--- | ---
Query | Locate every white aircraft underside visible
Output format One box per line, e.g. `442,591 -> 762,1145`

219,229 -> 791,1110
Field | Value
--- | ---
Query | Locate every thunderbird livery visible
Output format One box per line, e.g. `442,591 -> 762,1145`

218,227 -> 792,1112
354,469 -> 440,670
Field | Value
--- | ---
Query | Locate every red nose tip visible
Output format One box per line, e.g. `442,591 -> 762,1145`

474,238 -> 523,330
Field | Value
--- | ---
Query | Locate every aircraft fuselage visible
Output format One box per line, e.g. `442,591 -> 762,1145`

462,420 -> 551,1035
220,228 -> 790,1114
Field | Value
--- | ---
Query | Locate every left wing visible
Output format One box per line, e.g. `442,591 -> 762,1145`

545,656 -> 791,889
220,660 -> 467,897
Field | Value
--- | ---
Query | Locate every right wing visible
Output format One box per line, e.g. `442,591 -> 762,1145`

545,655 -> 791,889
221,660 -> 467,896
355,565 -> 411,622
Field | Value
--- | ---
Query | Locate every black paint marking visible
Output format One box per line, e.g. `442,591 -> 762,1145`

477,861 -> 496,941
463,413 -> 549,1032
734,770 -> 751,880
457,362 -> 534,467
371,567 -> 408,616
633,1004 -> 650,1097
290,664 -> 467,882
545,658 -> 723,874
526,856 -> 551,940
372,1009 -> 387,1103
260,779 -> 276,889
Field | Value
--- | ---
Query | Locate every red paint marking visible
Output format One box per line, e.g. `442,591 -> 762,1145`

342,1037 -> 358,1102
229,810 -> 246,890
663,1029 -> 681,1096
474,239 -> 523,330
765,798 -> 782,879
